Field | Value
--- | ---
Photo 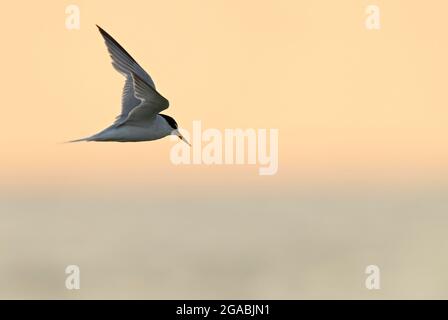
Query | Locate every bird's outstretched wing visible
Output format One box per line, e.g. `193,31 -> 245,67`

124,72 -> 169,124
96,25 -> 168,125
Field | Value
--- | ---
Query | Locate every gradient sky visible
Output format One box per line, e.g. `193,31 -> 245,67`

1,0 -> 448,192
3,0 -> 448,300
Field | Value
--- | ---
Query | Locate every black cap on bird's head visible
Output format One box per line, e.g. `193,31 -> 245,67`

159,114 -> 178,130
160,114 -> 191,146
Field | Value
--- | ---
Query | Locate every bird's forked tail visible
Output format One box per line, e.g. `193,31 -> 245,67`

66,137 -> 90,143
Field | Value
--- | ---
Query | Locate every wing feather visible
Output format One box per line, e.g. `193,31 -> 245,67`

122,72 -> 169,124
96,25 -> 167,125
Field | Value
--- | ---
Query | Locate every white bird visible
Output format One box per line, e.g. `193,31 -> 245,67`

70,25 -> 190,145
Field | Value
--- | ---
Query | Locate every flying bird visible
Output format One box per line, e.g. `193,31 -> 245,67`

70,25 -> 190,145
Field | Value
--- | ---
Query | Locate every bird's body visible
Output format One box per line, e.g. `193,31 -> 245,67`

76,114 -> 175,142
71,26 -> 189,145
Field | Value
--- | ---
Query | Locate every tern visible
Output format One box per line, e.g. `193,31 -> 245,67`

70,25 -> 190,145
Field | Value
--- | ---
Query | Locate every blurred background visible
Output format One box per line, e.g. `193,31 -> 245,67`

0,0 -> 448,299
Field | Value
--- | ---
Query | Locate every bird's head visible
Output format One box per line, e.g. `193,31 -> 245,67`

160,114 -> 191,146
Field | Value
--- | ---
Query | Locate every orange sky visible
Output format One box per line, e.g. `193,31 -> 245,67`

1,0 -> 448,190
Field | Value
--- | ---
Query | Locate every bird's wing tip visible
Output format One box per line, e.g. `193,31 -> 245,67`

96,24 -> 106,35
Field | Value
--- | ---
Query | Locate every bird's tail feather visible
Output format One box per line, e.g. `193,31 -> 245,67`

66,137 -> 90,143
